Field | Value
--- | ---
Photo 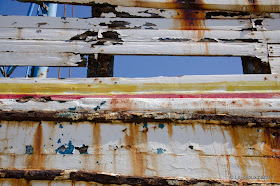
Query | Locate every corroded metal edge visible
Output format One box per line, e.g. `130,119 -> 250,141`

0,111 -> 279,127
0,169 -> 273,185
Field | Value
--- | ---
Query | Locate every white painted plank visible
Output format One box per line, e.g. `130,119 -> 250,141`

2,28 -> 280,43
0,16 -> 252,31
98,29 -> 280,43
0,28 -> 91,41
17,0 -> 280,12
0,39 -> 268,58
269,57 -> 280,74
0,74 -> 277,84
0,52 -> 85,66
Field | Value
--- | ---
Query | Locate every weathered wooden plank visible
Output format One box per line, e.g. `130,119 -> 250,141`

91,6 -> 253,19
17,0 -> 280,13
0,52 -> 86,67
0,40 -> 268,61
2,27 -> 280,44
269,57 -> 280,74
0,28 -> 90,41
0,16 -> 252,31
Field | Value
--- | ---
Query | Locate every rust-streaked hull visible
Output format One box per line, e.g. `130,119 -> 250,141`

0,75 -> 279,185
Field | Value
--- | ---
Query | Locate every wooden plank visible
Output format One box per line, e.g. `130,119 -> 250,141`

269,57 -> 280,74
0,39 -> 268,57
0,28 -> 90,41
0,16 -> 252,31
0,52 -> 86,67
2,28 -> 280,43
17,0 -> 280,12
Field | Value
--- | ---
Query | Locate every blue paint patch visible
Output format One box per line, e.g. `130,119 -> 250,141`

94,106 -> 100,111
100,101 -> 106,106
158,124 -> 164,129
68,107 -> 76,111
157,148 -> 166,154
0,125 -> 2,128
25,145 -> 34,154
57,139 -> 61,144
96,161 -> 101,165
69,122 -> 73,125
55,141 -> 75,154
59,124 -> 63,128
180,116 -> 185,121
143,122 -> 148,129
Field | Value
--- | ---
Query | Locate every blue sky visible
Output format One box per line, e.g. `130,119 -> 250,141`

0,0 -> 243,78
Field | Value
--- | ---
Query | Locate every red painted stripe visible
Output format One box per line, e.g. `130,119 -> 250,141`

0,93 -> 279,100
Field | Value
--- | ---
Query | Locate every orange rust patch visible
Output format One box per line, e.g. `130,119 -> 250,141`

124,123 -> 148,176
226,126 -> 249,177
262,128 -> 280,182
27,122 -> 45,169
248,0 -> 260,12
110,98 -> 134,112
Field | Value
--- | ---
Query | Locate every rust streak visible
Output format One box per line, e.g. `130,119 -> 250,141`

93,123 -> 101,171
125,123 -> 147,176
27,122 -> 45,169
262,128 -> 280,182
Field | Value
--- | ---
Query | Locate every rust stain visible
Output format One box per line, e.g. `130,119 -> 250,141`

110,98 -> 134,112
124,123 -> 148,176
226,126 -> 248,177
248,0 -> 259,12
27,122 -> 45,169
220,128 -> 231,178
167,123 -> 173,139
262,128 -> 280,182
93,123 -> 101,171
17,28 -> 22,39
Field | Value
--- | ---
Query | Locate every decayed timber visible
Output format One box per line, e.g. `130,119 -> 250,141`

17,0 -> 280,13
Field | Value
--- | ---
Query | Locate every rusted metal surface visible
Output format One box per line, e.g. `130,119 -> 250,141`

242,57 -> 271,74
0,169 -> 263,185
87,54 -> 114,77
0,121 -> 280,183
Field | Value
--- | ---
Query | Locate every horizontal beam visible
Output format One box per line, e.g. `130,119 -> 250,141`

0,39 -> 267,58
0,52 -> 86,67
17,0 -> 280,12
0,16 -> 253,31
2,28 -> 280,43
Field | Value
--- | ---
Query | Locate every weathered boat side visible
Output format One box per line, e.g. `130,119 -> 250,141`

0,0 -> 280,185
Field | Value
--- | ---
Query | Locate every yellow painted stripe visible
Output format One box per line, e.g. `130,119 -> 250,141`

0,81 -> 279,95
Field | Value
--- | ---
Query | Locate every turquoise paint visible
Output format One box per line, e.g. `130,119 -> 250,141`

143,122 -> 148,129
55,141 -> 75,154
57,139 -> 61,143
59,124 -> 63,128
158,124 -> 164,129
157,148 -> 166,154
68,107 -> 76,111
25,145 -> 34,154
